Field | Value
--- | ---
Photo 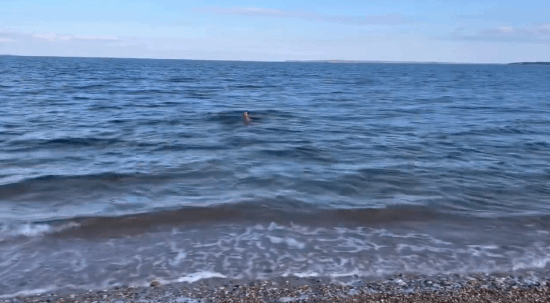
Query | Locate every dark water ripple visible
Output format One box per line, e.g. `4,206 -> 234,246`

1,56 -> 550,295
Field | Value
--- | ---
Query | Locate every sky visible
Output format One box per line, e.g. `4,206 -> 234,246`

0,0 -> 549,63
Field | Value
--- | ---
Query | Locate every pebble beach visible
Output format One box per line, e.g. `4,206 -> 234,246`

3,272 -> 549,303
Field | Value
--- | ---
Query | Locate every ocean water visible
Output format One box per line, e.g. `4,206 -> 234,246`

0,56 -> 549,296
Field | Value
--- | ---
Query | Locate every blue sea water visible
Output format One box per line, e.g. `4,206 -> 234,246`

0,56 -> 549,296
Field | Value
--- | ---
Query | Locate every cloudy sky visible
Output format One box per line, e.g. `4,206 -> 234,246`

0,0 -> 549,63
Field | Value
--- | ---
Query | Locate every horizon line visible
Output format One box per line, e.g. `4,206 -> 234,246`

1,54 -> 541,65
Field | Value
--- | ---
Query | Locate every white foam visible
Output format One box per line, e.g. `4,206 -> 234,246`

285,238 -> 306,249
169,241 -> 187,266
11,223 -> 52,237
287,271 -> 319,278
176,271 -> 226,283
174,297 -> 206,303
267,222 -> 284,231
267,235 -> 284,244
0,286 -> 58,299
170,251 -> 187,266
328,270 -> 362,278
513,257 -> 550,270
279,295 -> 309,302
2,221 -> 81,239
267,236 -> 306,249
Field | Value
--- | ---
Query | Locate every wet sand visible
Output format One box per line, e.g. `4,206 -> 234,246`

2,272 -> 549,303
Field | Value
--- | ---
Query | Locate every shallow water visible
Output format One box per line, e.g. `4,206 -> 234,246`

0,56 -> 549,295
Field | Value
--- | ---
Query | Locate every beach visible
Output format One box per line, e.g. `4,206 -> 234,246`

3,271 -> 549,303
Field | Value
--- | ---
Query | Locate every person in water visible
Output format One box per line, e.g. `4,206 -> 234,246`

243,111 -> 252,125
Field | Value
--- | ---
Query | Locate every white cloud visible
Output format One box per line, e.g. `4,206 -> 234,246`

455,23 -> 550,43
58,35 -> 119,41
494,26 -> 514,34
197,7 -> 410,25
531,23 -> 550,35
33,32 -> 57,42
207,7 -> 282,17
1,29 -> 23,41
32,32 -> 119,42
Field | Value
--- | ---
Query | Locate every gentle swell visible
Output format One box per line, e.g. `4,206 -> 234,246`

11,202 -> 449,239
0,172 -> 172,200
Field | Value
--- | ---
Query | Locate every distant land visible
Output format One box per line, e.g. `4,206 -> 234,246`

284,59 -> 457,64
2,55 -> 548,65
509,62 -> 550,65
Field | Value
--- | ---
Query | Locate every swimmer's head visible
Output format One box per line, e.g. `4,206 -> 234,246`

243,111 -> 251,124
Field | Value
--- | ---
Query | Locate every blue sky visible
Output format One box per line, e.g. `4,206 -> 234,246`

0,0 -> 549,62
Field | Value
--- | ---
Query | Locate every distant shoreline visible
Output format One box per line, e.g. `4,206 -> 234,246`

508,62 -> 550,65
284,59 -> 469,64
2,54 -> 548,65
0,54 -> 499,64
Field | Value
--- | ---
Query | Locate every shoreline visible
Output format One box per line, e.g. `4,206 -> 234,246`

3,271 -> 549,303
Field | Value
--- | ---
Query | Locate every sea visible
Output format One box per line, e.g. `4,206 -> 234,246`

0,56 -> 549,297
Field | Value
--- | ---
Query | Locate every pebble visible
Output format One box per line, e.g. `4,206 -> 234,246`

2,272 -> 550,303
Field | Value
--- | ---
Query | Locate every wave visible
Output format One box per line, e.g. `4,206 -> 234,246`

44,137 -> 121,147
3,135 -> 226,153
166,76 -> 195,83
6,137 -> 122,150
0,172 -> 179,200
4,195 -> 545,240
0,200 -> 452,239
0,221 -> 80,239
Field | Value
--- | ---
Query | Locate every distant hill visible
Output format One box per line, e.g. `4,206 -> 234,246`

509,62 -> 550,65
284,60 -> 451,64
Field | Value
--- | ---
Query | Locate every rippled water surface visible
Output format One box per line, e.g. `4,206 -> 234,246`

0,56 -> 549,296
